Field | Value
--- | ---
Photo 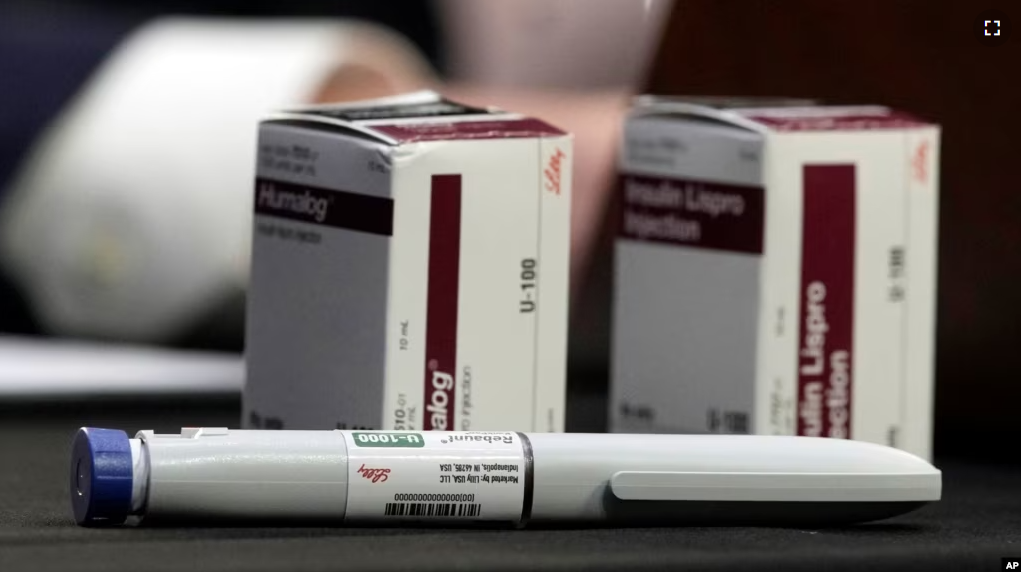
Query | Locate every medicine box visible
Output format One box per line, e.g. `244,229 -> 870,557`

245,91 -> 571,433
610,96 -> 939,460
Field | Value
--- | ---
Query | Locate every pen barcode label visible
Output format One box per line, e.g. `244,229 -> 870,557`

384,502 -> 482,518
342,431 -> 524,523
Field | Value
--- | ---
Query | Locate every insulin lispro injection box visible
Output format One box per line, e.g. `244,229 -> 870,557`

244,91 -> 571,433
610,96 -> 940,460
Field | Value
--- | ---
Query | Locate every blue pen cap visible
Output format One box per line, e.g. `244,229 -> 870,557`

70,427 -> 133,526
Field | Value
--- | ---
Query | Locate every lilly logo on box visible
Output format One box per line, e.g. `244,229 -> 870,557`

544,147 -> 566,195
911,140 -> 930,185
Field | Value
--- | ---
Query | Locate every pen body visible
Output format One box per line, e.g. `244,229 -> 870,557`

73,428 -> 940,527
526,432 -> 937,525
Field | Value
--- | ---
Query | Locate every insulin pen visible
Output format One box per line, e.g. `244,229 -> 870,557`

71,427 -> 940,527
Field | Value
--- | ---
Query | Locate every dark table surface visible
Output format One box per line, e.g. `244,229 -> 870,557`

2,395 -> 1019,572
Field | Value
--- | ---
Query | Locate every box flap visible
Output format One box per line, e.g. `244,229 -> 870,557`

629,95 -> 820,133
264,90 -> 565,145
630,95 -> 933,133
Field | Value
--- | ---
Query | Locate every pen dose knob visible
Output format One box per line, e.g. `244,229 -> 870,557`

70,427 -> 133,526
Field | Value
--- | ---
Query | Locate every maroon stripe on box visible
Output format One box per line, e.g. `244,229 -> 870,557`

796,165 -> 856,440
617,174 -> 764,255
372,118 -> 565,144
423,174 -> 462,431
254,178 -> 393,235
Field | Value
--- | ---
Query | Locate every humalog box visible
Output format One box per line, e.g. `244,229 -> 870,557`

244,91 -> 571,433
610,96 -> 940,460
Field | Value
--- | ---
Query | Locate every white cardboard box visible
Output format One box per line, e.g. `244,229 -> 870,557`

244,91 -> 571,433
610,96 -> 939,460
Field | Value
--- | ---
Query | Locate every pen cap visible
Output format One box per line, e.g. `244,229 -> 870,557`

70,427 -> 133,526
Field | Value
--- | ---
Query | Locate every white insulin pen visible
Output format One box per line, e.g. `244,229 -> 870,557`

71,427 -> 940,527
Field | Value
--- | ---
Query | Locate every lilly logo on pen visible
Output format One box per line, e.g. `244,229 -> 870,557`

357,464 -> 392,483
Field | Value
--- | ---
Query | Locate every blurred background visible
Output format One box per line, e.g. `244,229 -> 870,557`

0,0 -> 1017,460
0,0 -> 668,347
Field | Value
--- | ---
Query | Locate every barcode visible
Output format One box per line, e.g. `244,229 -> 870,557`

708,409 -> 749,433
384,502 -> 482,518
724,411 -> 749,433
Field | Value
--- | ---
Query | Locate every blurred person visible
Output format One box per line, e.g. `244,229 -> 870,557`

0,0 -> 443,347
0,0 -> 668,354
0,14 -> 435,349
